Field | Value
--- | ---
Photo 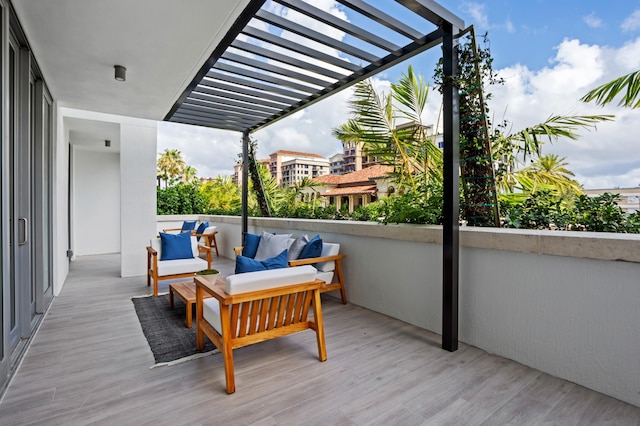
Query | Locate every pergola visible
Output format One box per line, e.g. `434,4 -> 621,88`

164,0 -> 464,351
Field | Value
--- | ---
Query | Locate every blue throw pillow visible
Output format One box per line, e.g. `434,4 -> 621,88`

160,232 -> 193,260
299,234 -> 322,259
195,221 -> 209,240
242,233 -> 261,258
181,220 -> 197,232
235,249 -> 288,274
261,249 -> 288,270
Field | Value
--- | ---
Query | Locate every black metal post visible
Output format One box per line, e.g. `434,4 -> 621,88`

441,22 -> 460,352
241,131 -> 249,239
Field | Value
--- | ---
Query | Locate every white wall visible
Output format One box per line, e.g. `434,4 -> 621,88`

120,123 -> 157,277
55,107 -> 157,287
72,148 -> 120,255
190,215 -> 640,407
53,104 -> 69,296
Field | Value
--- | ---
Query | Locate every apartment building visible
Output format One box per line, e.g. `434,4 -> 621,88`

269,150 -> 329,186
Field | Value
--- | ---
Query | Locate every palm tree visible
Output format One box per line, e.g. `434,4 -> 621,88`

182,165 -> 198,184
332,66 -> 442,193
581,70 -> 640,108
518,154 -> 583,195
200,176 -> 241,212
157,149 -> 186,187
493,114 -> 614,193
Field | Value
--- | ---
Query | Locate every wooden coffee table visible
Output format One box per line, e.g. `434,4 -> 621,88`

169,281 -> 212,328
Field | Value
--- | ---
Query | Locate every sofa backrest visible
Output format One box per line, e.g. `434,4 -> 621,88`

225,265 -> 317,295
315,243 -> 340,272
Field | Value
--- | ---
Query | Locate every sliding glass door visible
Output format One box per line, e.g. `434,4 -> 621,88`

2,8 -> 53,389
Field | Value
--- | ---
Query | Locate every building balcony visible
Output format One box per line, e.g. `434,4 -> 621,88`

1,216 -> 638,423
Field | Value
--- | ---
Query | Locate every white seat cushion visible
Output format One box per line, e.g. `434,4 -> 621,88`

225,265 -> 317,294
157,257 -> 208,276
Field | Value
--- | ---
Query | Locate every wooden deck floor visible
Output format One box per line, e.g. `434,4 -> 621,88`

1,254 -> 638,425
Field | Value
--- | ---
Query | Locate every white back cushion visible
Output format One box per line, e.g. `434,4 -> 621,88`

151,238 -> 162,258
190,236 -> 199,257
315,243 -> 340,272
225,265 -> 316,294
203,225 -> 217,234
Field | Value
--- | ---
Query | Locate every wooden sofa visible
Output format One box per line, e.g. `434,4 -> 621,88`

234,240 -> 347,304
147,235 -> 214,296
195,265 -> 327,394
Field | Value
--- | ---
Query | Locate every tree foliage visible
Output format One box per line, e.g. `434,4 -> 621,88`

156,183 -> 208,215
581,70 -> 640,109
332,66 -> 442,192
157,149 -> 188,188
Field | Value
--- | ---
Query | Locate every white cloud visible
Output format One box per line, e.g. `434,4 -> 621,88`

583,12 -> 603,29
461,2 -> 489,28
505,19 -> 515,34
489,37 -> 640,189
621,9 -> 640,32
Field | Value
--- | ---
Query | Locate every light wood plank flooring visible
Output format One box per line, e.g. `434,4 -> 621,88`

1,254 -> 638,425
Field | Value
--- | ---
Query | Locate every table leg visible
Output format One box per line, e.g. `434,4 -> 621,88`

169,287 -> 174,309
186,301 -> 193,328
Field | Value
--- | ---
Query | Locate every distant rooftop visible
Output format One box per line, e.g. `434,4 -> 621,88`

270,150 -> 326,159
313,164 -> 393,186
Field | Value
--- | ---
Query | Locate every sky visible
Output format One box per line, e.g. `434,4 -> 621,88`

158,0 -> 640,190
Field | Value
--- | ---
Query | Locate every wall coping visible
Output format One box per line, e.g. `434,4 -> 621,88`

159,215 -> 640,264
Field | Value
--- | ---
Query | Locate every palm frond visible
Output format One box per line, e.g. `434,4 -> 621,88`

505,114 -> 614,161
581,70 -> 640,108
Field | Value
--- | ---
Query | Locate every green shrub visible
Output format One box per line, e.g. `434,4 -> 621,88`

157,183 -> 208,215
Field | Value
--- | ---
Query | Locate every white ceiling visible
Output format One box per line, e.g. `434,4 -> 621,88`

12,0 -> 252,121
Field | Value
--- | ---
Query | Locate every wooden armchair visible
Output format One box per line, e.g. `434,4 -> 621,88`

147,235 -> 214,296
195,266 -> 327,394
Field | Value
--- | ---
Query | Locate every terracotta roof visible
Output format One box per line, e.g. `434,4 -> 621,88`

313,165 -> 393,186
270,150 -> 325,159
321,185 -> 377,196
313,174 -> 343,185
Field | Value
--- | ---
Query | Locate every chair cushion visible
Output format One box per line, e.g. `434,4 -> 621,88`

181,220 -> 197,232
203,298 -> 222,334
299,234 -> 322,259
156,257 -> 208,276
242,233 -> 261,258
160,232 -> 194,260
235,249 -> 288,274
203,225 -> 217,234
315,270 -> 334,284
288,235 -> 309,260
254,231 -> 292,261
315,243 -> 340,272
225,265 -> 317,295
195,222 -> 209,240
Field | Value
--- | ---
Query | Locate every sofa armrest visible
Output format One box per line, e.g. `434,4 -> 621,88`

162,227 -> 184,233
195,229 -> 217,241
195,275 -> 227,303
289,253 -> 346,267
147,246 -> 157,257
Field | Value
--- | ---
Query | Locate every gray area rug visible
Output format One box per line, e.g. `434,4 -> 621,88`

132,293 -> 217,367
